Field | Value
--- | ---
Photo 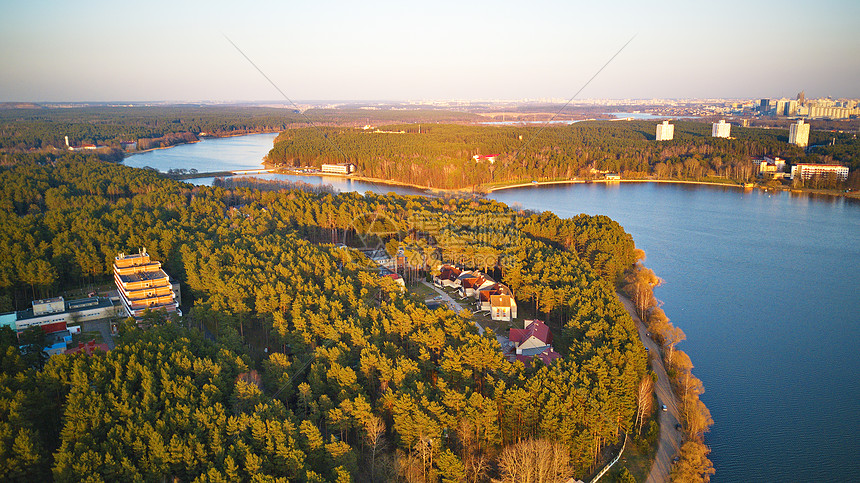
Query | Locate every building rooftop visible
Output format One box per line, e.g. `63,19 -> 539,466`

116,268 -> 170,284
15,296 -> 114,322
33,296 -> 64,305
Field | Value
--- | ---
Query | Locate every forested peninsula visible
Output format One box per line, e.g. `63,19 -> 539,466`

0,153 -> 714,481
266,121 -> 860,191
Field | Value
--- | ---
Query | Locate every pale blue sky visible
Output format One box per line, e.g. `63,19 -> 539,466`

1,0 -> 858,102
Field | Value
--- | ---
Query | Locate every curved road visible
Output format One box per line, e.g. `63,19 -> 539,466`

618,294 -> 683,483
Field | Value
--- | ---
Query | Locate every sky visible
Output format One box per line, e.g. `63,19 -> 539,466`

1,0 -> 858,102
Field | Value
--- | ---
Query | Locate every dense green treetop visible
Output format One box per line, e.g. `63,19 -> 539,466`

0,156 -> 648,481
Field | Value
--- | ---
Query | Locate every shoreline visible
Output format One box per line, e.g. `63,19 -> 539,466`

122,131 -> 279,159
123,132 -> 858,201
487,178 -> 751,193
269,169 -> 453,195
484,177 -> 860,200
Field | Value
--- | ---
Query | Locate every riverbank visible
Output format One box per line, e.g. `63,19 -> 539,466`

618,293 -> 683,483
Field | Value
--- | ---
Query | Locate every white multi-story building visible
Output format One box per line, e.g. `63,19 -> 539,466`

789,120 -> 810,147
656,120 -> 674,141
790,164 -> 849,181
321,163 -> 356,175
114,249 -> 180,319
712,120 -> 731,138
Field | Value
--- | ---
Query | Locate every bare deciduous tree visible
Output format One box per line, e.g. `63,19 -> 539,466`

635,374 -> 654,434
494,438 -> 573,483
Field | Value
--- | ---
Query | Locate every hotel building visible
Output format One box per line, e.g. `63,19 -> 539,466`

320,163 -> 356,175
113,249 -> 180,318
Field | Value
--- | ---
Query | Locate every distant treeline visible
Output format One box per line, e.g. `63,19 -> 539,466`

267,121 -> 860,189
0,106 -> 480,153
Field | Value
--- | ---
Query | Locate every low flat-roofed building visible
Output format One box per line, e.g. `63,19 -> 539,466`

44,330 -> 72,356
8,296 -> 117,334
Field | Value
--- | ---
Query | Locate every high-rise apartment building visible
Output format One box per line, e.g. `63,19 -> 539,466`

789,120 -> 810,147
712,120 -> 731,138
656,120 -> 674,141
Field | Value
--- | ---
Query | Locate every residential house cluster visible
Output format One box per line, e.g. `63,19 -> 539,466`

433,265 -> 517,322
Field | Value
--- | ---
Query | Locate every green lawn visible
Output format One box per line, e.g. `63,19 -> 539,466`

407,282 -> 438,300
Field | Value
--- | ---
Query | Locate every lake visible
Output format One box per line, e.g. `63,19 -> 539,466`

124,132 -> 279,173
125,133 -> 430,196
127,134 -> 860,482
491,182 -> 860,482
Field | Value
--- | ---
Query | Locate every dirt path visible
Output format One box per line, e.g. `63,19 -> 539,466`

617,294 -> 683,483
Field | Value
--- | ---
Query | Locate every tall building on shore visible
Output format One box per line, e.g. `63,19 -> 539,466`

789,119 -> 810,147
113,249 -> 180,318
712,120 -> 731,138
656,120 -> 674,141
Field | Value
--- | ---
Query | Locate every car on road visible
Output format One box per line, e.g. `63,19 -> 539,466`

673,456 -> 680,464
644,346 -> 649,352
661,404 -> 667,411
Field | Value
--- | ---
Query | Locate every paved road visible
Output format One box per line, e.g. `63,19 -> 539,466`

421,281 -> 485,335
81,318 -> 116,350
618,294 -> 682,483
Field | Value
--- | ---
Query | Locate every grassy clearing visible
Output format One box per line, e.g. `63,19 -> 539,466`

407,282 -> 438,300
71,330 -> 104,346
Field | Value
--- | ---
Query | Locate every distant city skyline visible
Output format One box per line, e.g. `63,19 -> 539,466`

2,0 -> 858,103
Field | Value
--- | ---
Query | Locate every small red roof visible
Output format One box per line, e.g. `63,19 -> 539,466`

514,347 -> 562,366
509,319 -> 552,345
66,340 -> 109,355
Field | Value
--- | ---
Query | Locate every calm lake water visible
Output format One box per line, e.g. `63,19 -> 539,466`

128,135 -> 860,482
124,132 -> 279,173
491,183 -> 860,483
125,133 -> 430,196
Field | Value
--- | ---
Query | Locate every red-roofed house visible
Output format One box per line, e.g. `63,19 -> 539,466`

508,319 -> 561,365
458,273 -> 495,298
434,265 -> 463,288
